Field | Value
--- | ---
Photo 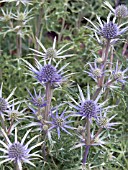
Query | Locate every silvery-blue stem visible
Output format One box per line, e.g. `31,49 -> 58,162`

82,118 -> 90,165
15,162 -> 22,170
86,118 -> 90,145
44,83 -> 52,120
99,39 -> 110,87
82,145 -> 90,165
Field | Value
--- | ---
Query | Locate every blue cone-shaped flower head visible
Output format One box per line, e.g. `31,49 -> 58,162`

40,64 -> 61,84
115,5 -> 128,18
23,59 -> 70,87
48,108 -> 75,139
80,100 -> 97,118
84,12 -> 128,41
102,22 -> 118,39
69,85 -> 108,121
8,142 -> 28,160
0,128 -> 43,168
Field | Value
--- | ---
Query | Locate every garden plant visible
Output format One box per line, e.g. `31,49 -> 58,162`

0,0 -> 128,170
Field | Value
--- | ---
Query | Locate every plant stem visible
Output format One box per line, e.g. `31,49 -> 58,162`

92,87 -> 102,101
15,162 -> 22,170
7,119 -> 14,135
0,114 -> 6,133
86,118 -> 90,145
82,118 -> 90,165
82,145 -> 90,165
35,7 -> 44,50
99,39 -> 110,87
44,83 -> 53,120
90,127 -> 102,144
109,46 -> 114,69
16,34 -> 22,58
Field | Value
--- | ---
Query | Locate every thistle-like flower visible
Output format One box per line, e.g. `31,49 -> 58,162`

0,128 -> 43,169
23,59 -> 70,87
0,8 -> 13,22
84,62 -> 104,82
85,12 -> 128,41
69,85 -> 108,121
96,111 -> 120,129
27,88 -> 46,108
4,102 -> 26,122
0,83 -> 16,114
48,109 -> 74,139
115,5 -> 128,18
112,60 -> 128,84
12,8 -> 33,24
104,1 -> 128,18
30,37 -> 74,61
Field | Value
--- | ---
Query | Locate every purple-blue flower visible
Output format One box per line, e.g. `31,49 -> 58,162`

38,64 -> 61,85
85,12 -> 128,41
27,88 -> 46,108
48,109 -> 75,139
69,85 -> 108,121
23,59 -> 69,87
0,128 -> 43,169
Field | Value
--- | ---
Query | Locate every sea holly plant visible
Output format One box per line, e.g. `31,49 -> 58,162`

0,1 -> 127,170
69,2 -> 128,167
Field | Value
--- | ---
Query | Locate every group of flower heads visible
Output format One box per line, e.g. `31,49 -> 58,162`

0,1 -> 127,169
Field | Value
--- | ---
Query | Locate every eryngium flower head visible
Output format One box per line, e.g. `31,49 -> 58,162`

84,12 -> 128,40
27,88 -> 46,108
48,109 -> 74,139
23,59 -> 70,87
0,83 -> 16,114
40,64 -> 61,84
4,101 -> 26,123
0,128 -> 43,168
112,60 -> 128,84
0,9 -> 13,22
102,22 -> 118,39
96,111 -> 120,129
69,85 -> 108,121
115,5 -> 128,18
80,100 -> 97,118
84,62 -> 104,82
30,37 -> 74,62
